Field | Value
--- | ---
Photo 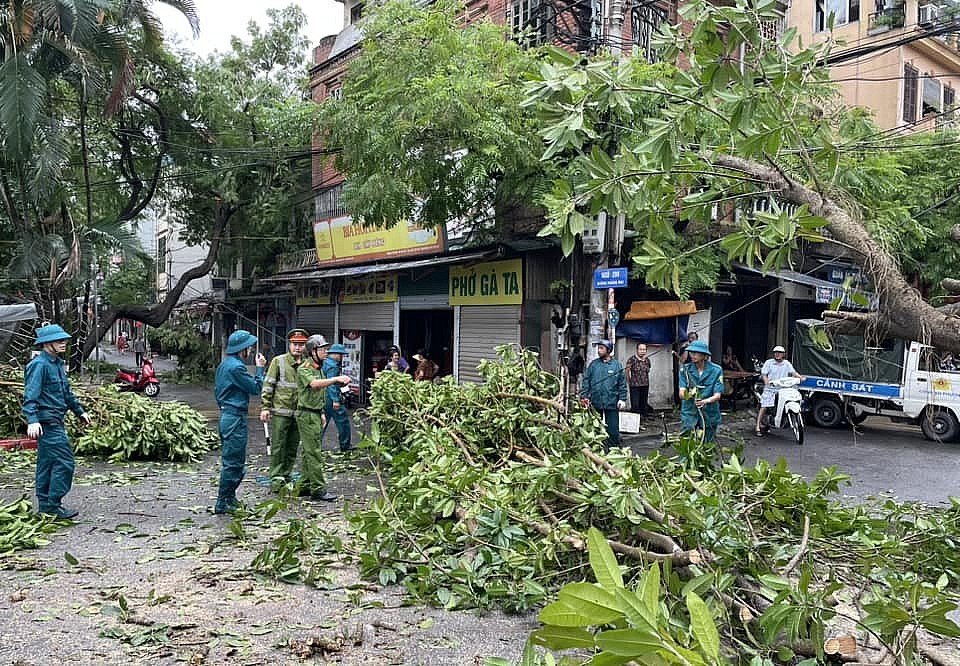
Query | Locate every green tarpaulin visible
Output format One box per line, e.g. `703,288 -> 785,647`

793,319 -> 904,384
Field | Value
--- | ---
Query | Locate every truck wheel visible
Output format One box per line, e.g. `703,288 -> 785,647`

920,408 -> 960,443
811,397 -> 843,428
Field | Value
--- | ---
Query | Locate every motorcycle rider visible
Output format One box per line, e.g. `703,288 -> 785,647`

260,328 -> 309,488
755,345 -> 803,437
296,335 -> 351,500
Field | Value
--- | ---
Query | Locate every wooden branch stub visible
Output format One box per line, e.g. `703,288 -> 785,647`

824,634 -> 858,656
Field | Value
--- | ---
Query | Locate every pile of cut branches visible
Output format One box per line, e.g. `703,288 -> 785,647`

354,347 -> 960,663
0,369 -> 217,462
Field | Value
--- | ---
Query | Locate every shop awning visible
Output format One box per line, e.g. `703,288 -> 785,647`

734,264 -> 877,309
261,250 -> 496,283
624,300 -> 697,321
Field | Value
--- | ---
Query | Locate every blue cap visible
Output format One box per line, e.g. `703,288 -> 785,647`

226,330 -> 257,354
595,339 -> 614,351
34,324 -> 71,345
686,340 -> 711,356
328,343 -> 348,354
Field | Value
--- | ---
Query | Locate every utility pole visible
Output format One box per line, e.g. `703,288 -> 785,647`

587,0 -> 627,363
92,263 -> 101,382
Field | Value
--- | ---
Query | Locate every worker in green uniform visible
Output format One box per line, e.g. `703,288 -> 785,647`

260,328 -> 309,487
296,335 -> 351,501
214,330 -> 266,514
22,324 -> 91,519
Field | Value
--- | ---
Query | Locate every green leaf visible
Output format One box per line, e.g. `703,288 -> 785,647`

639,563 -> 661,616
0,54 -> 46,160
686,592 -> 720,662
558,582 -> 624,624
594,627 -> 663,656
539,599 -> 595,627
64,552 -> 78,566
531,625 -> 596,650
587,526 -> 623,589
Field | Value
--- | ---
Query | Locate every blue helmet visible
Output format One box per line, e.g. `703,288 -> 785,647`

328,343 -> 348,354
595,339 -> 614,351
34,324 -> 71,345
686,340 -> 711,356
226,330 -> 257,354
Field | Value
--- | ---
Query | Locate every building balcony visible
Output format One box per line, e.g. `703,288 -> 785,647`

277,248 -> 320,274
867,5 -> 905,33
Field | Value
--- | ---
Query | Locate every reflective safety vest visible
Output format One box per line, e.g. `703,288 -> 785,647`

261,353 -> 301,416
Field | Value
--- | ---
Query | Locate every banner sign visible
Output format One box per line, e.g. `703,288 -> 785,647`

340,331 -> 362,398
449,259 -> 523,306
314,216 -> 445,267
341,275 -> 398,304
295,281 -> 332,306
799,376 -> 901,399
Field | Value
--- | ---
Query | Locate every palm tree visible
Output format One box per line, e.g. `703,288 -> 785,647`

0,0 -> 198,320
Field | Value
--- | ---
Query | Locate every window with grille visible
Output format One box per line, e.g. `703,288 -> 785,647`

903,64 -> 919,123
511,0 -> 555,47
815,0 -> 860,31
315,185 -> 346,219
631,3 -> 669,62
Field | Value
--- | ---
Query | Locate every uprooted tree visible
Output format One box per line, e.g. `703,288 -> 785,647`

526,0 -> 960,350
356,348 -> 960,663
324,0 -> 960,350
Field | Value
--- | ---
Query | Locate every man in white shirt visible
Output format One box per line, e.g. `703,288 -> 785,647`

755,345 -> 802,437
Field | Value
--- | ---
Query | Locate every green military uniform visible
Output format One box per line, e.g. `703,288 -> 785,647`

296,359 -> 328,495
262,351 -> 303,483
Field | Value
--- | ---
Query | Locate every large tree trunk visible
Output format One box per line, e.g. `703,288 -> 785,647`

78,203 -> 236,364
715,154 -> 960,351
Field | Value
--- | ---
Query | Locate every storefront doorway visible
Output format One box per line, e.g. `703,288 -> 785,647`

400,309 -> 454,377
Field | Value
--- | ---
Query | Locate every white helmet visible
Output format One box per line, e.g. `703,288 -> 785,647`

772,345 -> 786,353
305,334 -> 329,354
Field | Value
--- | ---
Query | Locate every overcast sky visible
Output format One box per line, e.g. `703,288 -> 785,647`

154,0 -> 345,57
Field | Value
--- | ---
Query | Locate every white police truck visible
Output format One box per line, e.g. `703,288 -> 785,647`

794,319 -> 960,442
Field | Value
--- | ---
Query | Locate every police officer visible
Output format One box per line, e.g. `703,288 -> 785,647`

297,335 -> 351,500
214,330 -> 266,514
22,324 -> 91,519
324,343 -> 353,452
260,328 -> 309,487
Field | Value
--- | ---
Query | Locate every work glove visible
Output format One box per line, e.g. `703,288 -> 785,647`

80,413 -> 92,426
27,423 -> 42,439
617,400 -> 626,410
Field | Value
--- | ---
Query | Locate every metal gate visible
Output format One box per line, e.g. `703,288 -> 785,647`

339,302 -> 395,332
296,306 -> 335,339
458,305 -> 521,383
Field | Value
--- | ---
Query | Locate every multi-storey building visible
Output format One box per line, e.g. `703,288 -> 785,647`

792,0 -> 960,130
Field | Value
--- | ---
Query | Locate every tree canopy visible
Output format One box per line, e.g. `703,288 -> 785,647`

326,0 -> 960,350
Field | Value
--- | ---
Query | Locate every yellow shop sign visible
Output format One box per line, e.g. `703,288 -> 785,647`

314,216 -> 445,267
341,275 -> 398,304
449,259 -> 522,305
295,281 -> 332,306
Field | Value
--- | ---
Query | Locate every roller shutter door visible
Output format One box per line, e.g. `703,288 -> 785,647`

296,306 -> 335,338
339,302 -> 395,331
458,305 -> 521,383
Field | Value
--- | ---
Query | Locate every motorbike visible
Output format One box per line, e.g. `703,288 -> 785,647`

755,376 -> 804,444
115,357 -> 161,397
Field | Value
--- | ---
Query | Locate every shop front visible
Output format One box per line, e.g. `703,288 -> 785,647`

450,258 -> 524,383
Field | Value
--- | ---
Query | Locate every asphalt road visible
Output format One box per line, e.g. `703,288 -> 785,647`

631,413 -> 960,506
158,379 -> 960,507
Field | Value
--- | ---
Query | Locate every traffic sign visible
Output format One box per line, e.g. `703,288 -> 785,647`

607,307 -> 620,329
593,267 -> 628,289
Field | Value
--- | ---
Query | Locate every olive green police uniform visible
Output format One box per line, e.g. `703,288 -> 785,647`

296,359 -> 328,496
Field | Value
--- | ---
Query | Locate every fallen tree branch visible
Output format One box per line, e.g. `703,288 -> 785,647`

781,514 -> 810,576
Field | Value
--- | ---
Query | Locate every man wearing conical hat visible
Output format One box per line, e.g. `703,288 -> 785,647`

22,324 -> 92,520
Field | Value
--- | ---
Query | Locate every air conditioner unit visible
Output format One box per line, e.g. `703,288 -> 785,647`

919,4 -> 939,25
